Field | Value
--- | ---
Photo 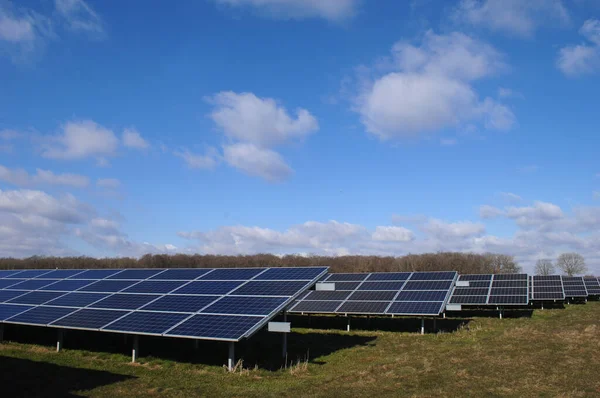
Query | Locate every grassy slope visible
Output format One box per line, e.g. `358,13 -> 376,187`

2,302 -> 600,397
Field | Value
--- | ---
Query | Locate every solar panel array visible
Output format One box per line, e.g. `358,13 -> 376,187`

288,271 -> 457,316
561,276 -> 588,298
530,275 -> 565,300
449,274 -> 529,305
0,267 -> 327,341
583,277 -> 600,295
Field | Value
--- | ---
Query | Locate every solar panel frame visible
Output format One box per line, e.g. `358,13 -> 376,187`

583,277 -> 600,295
531,275 -> 565,301
448,273 -> 529,306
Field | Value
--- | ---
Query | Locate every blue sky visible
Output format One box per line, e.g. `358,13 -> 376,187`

1,0 -> 599,273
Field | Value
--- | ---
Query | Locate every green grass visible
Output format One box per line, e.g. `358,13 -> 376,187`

2,302 -> 600,397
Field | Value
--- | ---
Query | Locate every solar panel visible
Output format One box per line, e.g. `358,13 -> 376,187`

289,271 -> 458,316
0,270 -> 21,278
0,267 -> 328,342
531,275 -> 565,300
561,276 -> 588,298
449,274 -> 529,306
583,277 -> 600,295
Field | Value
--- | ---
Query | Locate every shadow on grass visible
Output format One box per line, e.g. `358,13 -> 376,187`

0,356 -> 134,397
2,324 -> 377,371
285,314 -> 470,334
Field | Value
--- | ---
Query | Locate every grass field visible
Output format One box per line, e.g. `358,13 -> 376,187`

1,302 -> 600,397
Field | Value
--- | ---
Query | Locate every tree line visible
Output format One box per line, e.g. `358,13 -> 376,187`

0,252 -> 523,274
535,253 -> 588,276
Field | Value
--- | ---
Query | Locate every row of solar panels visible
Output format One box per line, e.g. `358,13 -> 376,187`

0,267 -> 328,341
1,269 -> 599,343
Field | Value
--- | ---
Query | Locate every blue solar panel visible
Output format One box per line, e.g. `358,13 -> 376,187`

6,270 -> 54,278
0,270 -> 20,278
149,269 -> 212,280
51,309 -> 130,329
0,304 -> 34,320
231,281 -> 308,296
141,295 -> 219,313
409,272 -> 456,280
45,293 -> 109,307
0,279 -> 25,289
199,268 -> 266,280
386,301 -> 443,315
328,282 -> 361,290
69,269 -> 123,279
366,273 -> 411,281
6,306 -> 76,325
7,279 -> 60,290
459,274 -> 493,281
291,300 -> 342,313
165,314 -> 263,340
394,290 -> 448,301
0,290 -> 27,303
34,270 -> 86,279
7,291 -> 65,305
338,301 -> 390,314
103,311 -> 189,334
78,280 -> 138,293
357,281 -> 405,291
403,281 -> 453,290
201,296 -> 288,316
326,274 -> 368,282
39,279 -> 96,292
121,280 -> 187,294
172,281 -> 243,295
107,269 -> 165,280
347,291 -> 397,301
89,294 -> 161,310
257,267 -> 325,280
304,291 -> 352,301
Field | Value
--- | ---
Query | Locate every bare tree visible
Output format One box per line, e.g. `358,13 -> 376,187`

534,259 -> 555,276
556,253 -> 587,276
484,253 -> 522,274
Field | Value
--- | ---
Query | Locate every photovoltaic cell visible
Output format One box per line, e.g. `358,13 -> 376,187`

78,280 -> 138,293
199,268 -> 265,280
149,269 -> 212,280
325,274 -> 368,282
338,301 -> 390,314
290,300 -> 342,313
450,273 -> 529,306
6,270 -> 54,279
107,269 -> 164,280
394,290 -> 448,302
141,295 -> 219,313
387,301 -> 443,315
89,294 -> 161,310
366,273 -> 411,281
0,279 -> 25,289
459,274 -> 492,281
6,306 -> 76,325
172,281 -> 243,295
121,280 -> 187,294
34,270 -> 85,279
0,270 -> 21,278
531,275 -> 565,300
257,267 -> 325,281
165,314 -> 263,340
0,290 -> 27,303
328,282 -> 361,291
0,304 -> 34,320
583,277 -> 600,295
452,288 -> 490,296
304,291 -> 352,301
69,270 -> 123,279
39,280 -> 96,292
488,295 -> 528,304
45,293 -> 109,308
450,295 -> 487,304
52,309 -> 130,329
403,281 -> 453,291
357,281 -> 405,291
231,281 -> 308,296
201,296 -> 288,316
348,291 -> 397,301
103,311 -> 189,335
409,272 -> 457,280
6,279 -> 60,290
7,291 -> 65,305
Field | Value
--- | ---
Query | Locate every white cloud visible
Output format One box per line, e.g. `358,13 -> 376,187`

42,120 -> 119,161
440,138 -> 457,146
0,189 -> 91,224
208,91 -> 318,147
0,9 -> 35,42
421,218 -> 486,239
0,129 -> 22,140
454,0 -> 570,37
558,19 -> 600,77
54,0 -> 103,34
96,178 -> 121,189
0,165 -> 89,188
212,0 -> 359,22
481,201 -> 564,228
499,192 -> 523,203
122,128 -> 149,150
175,148 -> 219,170
372,226 -> 415,242
223,143 -> 292,182
355,31 -> 514,140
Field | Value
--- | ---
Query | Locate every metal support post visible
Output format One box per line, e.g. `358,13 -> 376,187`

0,324 -> 4,342
433,318 -> 437,333
282,311 -> 288,359
420,318 -> 425,335
346,316 -> 351,332
56,330 -> 64,352
193,340 -> 199,350
228,342 -> 235,371
443,312 -> 446,319
132,335 -> 139,363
